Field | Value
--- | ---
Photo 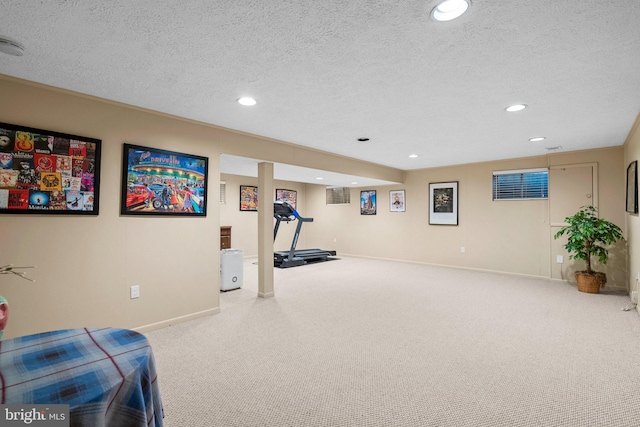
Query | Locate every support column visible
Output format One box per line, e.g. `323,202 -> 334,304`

257,162 -> 274,298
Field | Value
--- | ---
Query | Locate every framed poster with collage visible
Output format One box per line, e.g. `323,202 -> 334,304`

276,188 -> 297,210
0,122 -> 101,215
240,185 -> 258,211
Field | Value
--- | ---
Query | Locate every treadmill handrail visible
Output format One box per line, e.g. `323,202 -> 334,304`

272,199 -> 338,267
273,200 -> 315,260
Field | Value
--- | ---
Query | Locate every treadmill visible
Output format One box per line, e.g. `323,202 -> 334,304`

273,201 -> 337,268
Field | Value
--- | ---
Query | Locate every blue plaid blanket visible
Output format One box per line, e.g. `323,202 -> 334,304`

0,327 -> 163,426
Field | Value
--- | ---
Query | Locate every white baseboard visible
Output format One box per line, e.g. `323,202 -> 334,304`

258,291 -> 275,298
341,253 -> 631,293
133,307 -> 220,334
340,253 -> 549,281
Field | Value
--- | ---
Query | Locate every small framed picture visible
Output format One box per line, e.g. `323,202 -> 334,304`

360,190 -> 376,215
626,161 -> 638,214
240,185 -> 258,211
390,190 -> 405,212
429,181 -> 458,225
276,188 -> 297,210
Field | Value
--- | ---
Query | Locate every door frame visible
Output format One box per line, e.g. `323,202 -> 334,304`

549,162 -> 598,227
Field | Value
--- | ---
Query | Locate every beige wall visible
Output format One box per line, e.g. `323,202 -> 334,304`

0,79 -> 225,339
220,173 -> 308,257
0,75 -> 632,339
305,147 -> 627,289
623,114 -> 640,314
0,76 -> 400,339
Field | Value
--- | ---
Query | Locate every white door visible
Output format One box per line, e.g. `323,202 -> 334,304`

549,164 -> 596,280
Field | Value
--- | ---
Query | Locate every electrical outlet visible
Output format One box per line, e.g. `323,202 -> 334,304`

556,255 -> 564,264
130,285 -> 140,299
333,237 -> 337,243
460,247 -> 465,253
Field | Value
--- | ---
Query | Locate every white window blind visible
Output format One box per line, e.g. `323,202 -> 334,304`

326,187 -> 351,204
220,181 -> 226,204
492,168 -> 548,200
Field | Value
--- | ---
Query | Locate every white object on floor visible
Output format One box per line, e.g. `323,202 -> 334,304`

220,249 -> 243,291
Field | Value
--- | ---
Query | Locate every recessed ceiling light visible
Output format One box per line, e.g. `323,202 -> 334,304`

351,181 -> 359,185
0,37 -> 25,56
409,154 -> 419,158
529,137 -> 546,142
316,177 -> 324,180
237,97 -> 257,106
505,104 -> 527,112
431,0 -> 470,22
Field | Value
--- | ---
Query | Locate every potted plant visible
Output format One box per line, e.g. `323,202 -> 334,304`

553,205 -> 624,293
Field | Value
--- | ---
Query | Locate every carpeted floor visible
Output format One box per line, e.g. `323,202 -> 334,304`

146,256 -> 640,427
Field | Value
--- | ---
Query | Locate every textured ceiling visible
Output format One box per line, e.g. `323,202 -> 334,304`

1,0 -> 640,186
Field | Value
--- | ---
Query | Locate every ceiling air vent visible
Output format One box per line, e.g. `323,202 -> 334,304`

0,37 -> 25,56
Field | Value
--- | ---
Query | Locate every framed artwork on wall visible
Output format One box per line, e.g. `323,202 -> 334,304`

276,188 -> 297,209
240,185 -> 258,211
0,122 -> 101,215
626,160 -> 638,214
390,190 -> 405,212
360,190 -> 376,215
429,181 -> 458,225
120,143 -> 208,216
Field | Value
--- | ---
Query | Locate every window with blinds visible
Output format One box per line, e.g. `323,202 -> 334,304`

220,181 -> 226,204
492,168 -> 548,200
326,187 -> 351,204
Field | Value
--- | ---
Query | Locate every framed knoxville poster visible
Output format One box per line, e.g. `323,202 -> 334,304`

0,122 -> 101,215
121,143 -> 208,216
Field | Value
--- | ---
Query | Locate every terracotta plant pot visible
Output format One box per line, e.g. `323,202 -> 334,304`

575,271 -> 607,294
